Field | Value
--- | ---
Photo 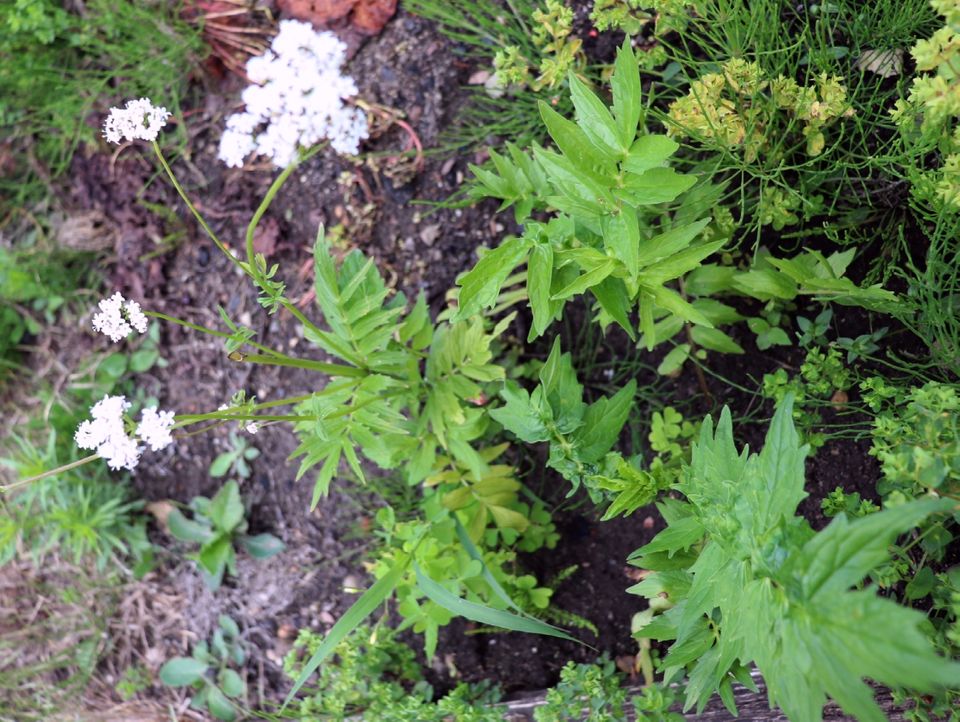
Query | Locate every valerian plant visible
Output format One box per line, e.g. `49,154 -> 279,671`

7,94 -> 582,708
628,395 -> 960,722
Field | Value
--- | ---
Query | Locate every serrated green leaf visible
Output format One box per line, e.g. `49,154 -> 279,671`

575,380 -> 637,463
539,100 -> 616,172
636,219 -> 711,270
622,167 -> 696,205
550,258 -> 617,300
490,381 -> 550,444
622,135 -> 679,174
602,205 -> 640,278
592,276 -> 635,340
527,242 -> 555,338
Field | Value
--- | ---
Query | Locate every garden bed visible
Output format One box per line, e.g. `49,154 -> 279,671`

2,0 -> 959,720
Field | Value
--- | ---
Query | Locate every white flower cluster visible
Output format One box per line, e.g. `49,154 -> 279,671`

218,20 -> 369,168
103,98 -> 170,144
75,395 -> 176,471
91,292 -> 149,343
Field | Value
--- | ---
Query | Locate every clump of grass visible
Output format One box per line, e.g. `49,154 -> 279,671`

405,0 -> 580,150
0,558 -> 117,721
895,210 -> 960,380
0,0 -> 203,212
644,0 -> 939,240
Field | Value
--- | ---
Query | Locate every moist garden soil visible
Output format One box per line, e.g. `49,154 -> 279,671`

31,3 -> 946,717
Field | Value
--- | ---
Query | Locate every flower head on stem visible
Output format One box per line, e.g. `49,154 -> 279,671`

91,292 -> 149,343
103,98 -> 170,144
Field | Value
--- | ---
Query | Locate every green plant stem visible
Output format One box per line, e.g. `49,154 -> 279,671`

152,141 -> 245,275
4,454 -> 100,493
145,311 -> 284,358
231,353 -> 364,377
146,311 -> 363,376
245,143 -> 325,280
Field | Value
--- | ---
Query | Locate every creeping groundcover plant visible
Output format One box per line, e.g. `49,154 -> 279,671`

8,11 -> 960,722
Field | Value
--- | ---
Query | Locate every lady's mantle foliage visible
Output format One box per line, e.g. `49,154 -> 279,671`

218,20 -> 369,168
629,396 -> 960,722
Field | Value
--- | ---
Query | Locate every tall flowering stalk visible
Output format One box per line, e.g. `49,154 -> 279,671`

7,94 -> 369,487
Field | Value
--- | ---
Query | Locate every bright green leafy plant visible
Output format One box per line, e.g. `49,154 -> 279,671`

209,430 -> 260,480
280,624 -> 504,721
465,42 -> 900,380
166,480 -> 284,589
159,614 -> 246,722
629,395 -> 960,721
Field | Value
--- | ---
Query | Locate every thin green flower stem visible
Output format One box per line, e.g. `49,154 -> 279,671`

250,393 -> 314,410
146,311 -> 285,358
151,141 -> 245,275
4,454 -> 100,493
245,143 -> 325,281
175,412 -> 324,425
233,353 -> 364,377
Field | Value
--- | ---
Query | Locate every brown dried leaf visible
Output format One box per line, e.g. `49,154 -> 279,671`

145,500 -> 176,532
253,215 -> 280,257
352,0 -> 396,35
277,0 -> 356,24
855,48 -> 904,78
55,210 -> 117,252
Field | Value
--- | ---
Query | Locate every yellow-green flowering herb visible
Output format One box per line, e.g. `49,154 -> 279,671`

667,60 -> 853,161
490,0 -> 585,93
493,45 -> 532,87
893,0 -> 960,209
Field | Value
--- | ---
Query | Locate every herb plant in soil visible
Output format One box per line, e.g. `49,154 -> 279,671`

3,1 -> 960,721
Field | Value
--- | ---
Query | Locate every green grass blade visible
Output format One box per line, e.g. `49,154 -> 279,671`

414,562 -> 583,645
282,559 -> 407,707
454,517 -> 521,612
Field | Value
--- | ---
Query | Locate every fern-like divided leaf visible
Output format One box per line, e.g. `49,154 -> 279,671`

630,395 -> 960,722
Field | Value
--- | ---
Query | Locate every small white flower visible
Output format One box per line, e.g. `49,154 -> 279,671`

125,299 -> 148,334
91,292 -> 149,343
100,434 -> 142,471
218,402 -> 259,434
103,98 -> 170,144
218,20 -> 368,169
136,407 -> 176,451
75,394 -> 143,470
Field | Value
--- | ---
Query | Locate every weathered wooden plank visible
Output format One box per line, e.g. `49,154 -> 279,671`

500,671 -> 908,721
